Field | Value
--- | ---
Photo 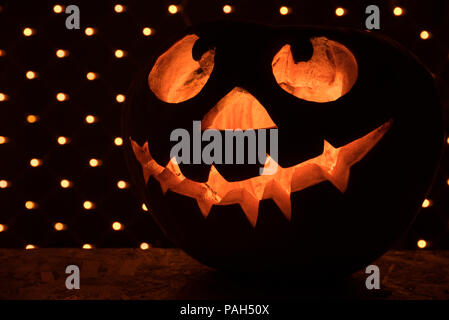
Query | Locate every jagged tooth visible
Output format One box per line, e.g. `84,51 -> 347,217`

263,180 -> 292,220
239,190 -> 260,227
260,154 -> 280,176
324,162 -> 350,193
196,198 -> 214,218
130,139 -> 152,164
166,157 -> 184,178
207,165 -> 228,190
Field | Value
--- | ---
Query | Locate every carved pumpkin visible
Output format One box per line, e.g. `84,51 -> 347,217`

123,22 -> 443,276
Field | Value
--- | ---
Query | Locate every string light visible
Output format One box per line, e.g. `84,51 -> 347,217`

142,27 -> 153,36
0,136 -> 8,144
89,158 -> 102,167
112,221 -> 122,231
168,5 -> 179,14
26,115 -> 39,124
114,137 -> 123,146
23,28 -> 35,37
29,158 -> 42,167
25,201 -> 37,210
223,5 -> 232,14
279,6 -> 290,15
56,92 -> 68,101
0,49 -> 5,57
56,49 -> 68,58
85,115 -> 97,124
25,71 -> 37,80
60,179 -> 72,189
84,27 -> 96,36
25,244 -> 37,250
0,93 -> 8,102
82,244 -> 93,249
53,4 -> 64,14
114,4 -> 125,13
140,242 -> 150,250
57,136 -> 69,145
0,180 -> 9,188
446,178 -> 449,186
117,180 -> 128,189
83,201 -> 95,210
54,222 -> 66,231
422,199 -> 431,208
447,137 -> 449,145
116,94 -> 126,103
0,224 -> 6,232
142,203 -> 149,212
86,72 -> 98,81
114,49 -> 126,58
420,30 -> 430,40
417,239 -> 427,249
393,7 -> 404,16
335,7 -> 346,16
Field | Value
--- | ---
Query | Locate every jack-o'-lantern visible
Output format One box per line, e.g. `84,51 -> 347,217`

123,22 -> 443,276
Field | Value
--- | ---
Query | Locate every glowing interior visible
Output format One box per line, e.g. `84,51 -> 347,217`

148,34 -> 215,103
202,87 -> 277,130
131,120 -> 391,227
272,37 -> 358,102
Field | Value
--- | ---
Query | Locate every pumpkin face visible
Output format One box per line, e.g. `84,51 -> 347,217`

123,22 -> 443,275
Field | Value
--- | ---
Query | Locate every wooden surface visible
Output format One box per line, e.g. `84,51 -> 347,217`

0,249 -> 448,300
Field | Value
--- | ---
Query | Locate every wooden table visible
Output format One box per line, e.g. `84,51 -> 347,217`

0,249 -> 448,300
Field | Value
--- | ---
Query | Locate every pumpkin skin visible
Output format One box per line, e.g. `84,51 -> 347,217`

123,22 -> 443,276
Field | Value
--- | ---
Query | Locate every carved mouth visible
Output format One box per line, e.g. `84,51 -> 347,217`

131,119 -> 392,227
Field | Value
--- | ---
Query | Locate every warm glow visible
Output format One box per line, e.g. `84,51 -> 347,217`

54,222 -> 65,231
223,5 -> 232,14
56,92 -> 68,101
142,27 -> 153,36
115,49 -> 125,58
26,71 -> 37,79
57,136 -> 69,145
117,180 -> 128,189
417,239 -> 427,249
60,179 -> 71,188
447,137 -> 449,145
0,180 -> 9,188
335,7 -> 345,16
30,158 -> 42,167
279,6 -> 289,15
272,37 -> 358,103
0,49 -> 5,57
0,224 -> 5,232
114,4 -> 125,13
25,244 -> 36,250
422,199 -> 431,208
26,115 -> 39,123
82,244 -> 93,249
25,201 -> 37,210
83,201 -> 94,210
56,49 -> 68,58
420,30 -> 430,40
23,28 -> 34,36
142,203 -> 149,212
393,7 -> 403,16
447,178 -> 449,186
148,34 -> 215,103
114,137 -> 123,146
140,242 -> 150,250
85,27 -> 96,36
0,136 -> 8,144
53,5 -> 63,14
112,221 -> 122,231
0,93 -> 8,101
89,158 -> 101,167
168,5 -> 178,14
86,72 -> 97,80
85,115 -> 97,124
116,94 -> 126,103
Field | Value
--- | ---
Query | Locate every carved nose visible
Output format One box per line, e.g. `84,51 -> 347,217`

201,87 -> 277,130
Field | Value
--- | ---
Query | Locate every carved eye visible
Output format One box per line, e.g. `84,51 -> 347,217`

272,37 -> 358,103
148,34 -> 215,104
